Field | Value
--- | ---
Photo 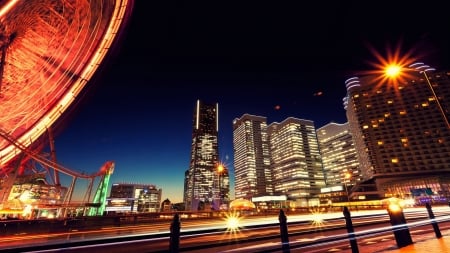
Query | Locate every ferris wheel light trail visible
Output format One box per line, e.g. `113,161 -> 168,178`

0,0 -> 19,18
0,0 -> 132,172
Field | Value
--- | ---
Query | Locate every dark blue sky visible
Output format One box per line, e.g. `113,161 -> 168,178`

51,1 -> 450,203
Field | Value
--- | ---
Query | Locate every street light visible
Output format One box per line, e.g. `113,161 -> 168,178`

216,163 -> 225,210
384,62 -> 449,129
344,172 -> 351,204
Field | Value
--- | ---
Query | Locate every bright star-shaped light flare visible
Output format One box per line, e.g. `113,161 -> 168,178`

224,210 -> 242,233
310,207 -> 325,227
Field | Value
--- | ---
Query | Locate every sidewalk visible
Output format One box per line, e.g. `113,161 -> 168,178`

361,229 -> 450,253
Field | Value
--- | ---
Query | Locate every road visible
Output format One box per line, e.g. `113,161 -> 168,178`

0,206 -> 449,253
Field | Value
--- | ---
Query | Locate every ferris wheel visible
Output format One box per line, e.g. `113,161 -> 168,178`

0,0 -> 133,215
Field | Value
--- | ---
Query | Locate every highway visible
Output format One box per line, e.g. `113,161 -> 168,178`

0,206 -> 449,253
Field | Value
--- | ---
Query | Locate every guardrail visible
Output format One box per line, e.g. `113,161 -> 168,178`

1,205 -> 449,252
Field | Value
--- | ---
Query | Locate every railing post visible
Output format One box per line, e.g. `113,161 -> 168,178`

279,209 -> 290,253
387,204 -> 413,248
169,213 -> 180,253
343,206 -> 359,253
425,202 -> 442,238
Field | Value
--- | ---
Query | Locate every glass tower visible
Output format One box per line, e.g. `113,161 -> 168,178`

267,117 -> 325,207
183,100 -> 222,211
316,122 -> 360,187
232,114 -> 273,200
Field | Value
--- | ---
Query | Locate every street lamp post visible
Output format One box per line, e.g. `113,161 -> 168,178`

410,62 -> 449,129
344,172 -> 351,204
217,163 -> 224,210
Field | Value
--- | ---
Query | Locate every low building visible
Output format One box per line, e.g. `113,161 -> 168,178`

106,183 -> 162,214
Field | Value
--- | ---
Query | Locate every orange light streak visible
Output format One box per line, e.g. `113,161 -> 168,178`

0,0 -> 19,18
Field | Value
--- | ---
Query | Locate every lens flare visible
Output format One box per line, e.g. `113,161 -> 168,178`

310,207 -> 325,227
224,210 -> 242,233
359,41 -> 424,93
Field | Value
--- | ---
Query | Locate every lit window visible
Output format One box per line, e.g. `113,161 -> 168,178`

363,125 -> 369,129
377,141 -> 383,145
387,100 -> 393,104
399,110 -> 406,115
401,138 -> 408,143
391,158 -> 398,163
421,102 -> 429,107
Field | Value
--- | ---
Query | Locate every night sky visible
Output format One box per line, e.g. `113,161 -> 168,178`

51,1 -> 450,203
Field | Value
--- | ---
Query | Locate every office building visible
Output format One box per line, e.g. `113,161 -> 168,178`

267,117 -> 326,207
184,100 -> 229,211
316,122 -> 361,203
317,122 -> 360,186
344,63 -> 450,203
106,183 -> 162,213
232,114 -> 273,200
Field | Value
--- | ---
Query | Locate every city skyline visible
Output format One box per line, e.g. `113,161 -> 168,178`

48,1 -> 450,203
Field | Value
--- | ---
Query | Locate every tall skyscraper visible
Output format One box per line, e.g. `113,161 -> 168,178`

183,100 -> 229,211
316,122 -> 361,202
316,122 -> 360,187
267,117 -> 325,207
344,63 -> 450,202
232,114 -> 273,200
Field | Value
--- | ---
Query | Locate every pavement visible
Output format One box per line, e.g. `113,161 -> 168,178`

357,227 -> 450,253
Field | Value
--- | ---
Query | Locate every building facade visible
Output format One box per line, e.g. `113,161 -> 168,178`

317,122 -> 360,186
344,63 -> 450,204
316,122 -> 361,203
267,117 -> 325,207
183,100 -> 229,211
106,183 -> 162,213
232,114 -> 273,200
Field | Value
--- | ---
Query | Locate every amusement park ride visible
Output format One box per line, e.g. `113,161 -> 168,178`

0,0 -> 134,218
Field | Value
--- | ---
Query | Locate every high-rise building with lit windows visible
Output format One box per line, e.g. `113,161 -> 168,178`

316,122 -> 360,187
232,114 -> 273,200
316,122 -> 361,203
267,117 -> 325,207
183,100 -> 229,211
344,64 -> 450,203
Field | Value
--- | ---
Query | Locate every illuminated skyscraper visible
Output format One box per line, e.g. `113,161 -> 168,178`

316,122 -> 360,187
316,122 -> 361,202
267,117 -> 325,207
183,100 -> 228,211
344,64 -> 450,202
232,114 -> 273,200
